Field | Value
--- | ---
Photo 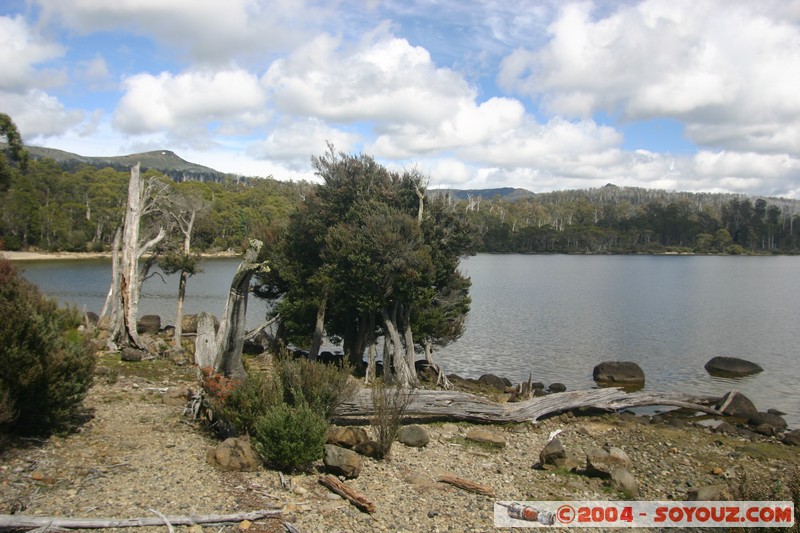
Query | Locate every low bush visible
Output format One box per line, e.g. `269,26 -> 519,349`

202,370 -> 280,438
0,260 -> 95,436
370,378 -> 416,459
252,402 -> 328,472
275,354 -> 356,418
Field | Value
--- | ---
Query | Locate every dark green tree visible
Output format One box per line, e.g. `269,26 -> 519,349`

0,113 -> 29,191
261,147 -> 476,387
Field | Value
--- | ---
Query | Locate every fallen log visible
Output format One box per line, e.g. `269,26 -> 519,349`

318,475 -> 376,514
437,475 -> 495,497
334,387 -> 723,424
0,509 -> 281,530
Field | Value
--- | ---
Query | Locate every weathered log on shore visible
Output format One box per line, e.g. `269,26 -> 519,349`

333,387 -> 723,424
0,509 -> 282,530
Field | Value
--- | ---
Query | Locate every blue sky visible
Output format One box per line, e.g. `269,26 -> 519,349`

1,0 -> 799,198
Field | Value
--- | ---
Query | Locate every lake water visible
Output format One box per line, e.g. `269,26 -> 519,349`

435,254 -> 799,427
16,254 -> 800,427
17,257 -> 271,331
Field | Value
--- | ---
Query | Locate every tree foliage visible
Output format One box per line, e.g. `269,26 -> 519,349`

455,186 -> 800,254
259,146 -> 478,386
0,260 -> 95,436
0,113 -> 29,191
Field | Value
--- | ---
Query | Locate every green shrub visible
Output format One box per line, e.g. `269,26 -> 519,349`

209,371 -> 281,437
275,354 -> 355,418
252,402 -> 328,472
0,260 -> 95,435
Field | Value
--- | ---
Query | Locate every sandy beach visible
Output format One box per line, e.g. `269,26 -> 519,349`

0,250 -> 113,261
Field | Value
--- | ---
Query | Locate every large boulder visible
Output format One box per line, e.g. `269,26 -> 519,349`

704,356 -> 763,377
207,438 -> 261,471
323,444 -> 363,478
137,314 -> 161,334
781,429 -> 800,446
120,347 -> 144,362
84,311 -> 99,327
327,426 -> 370,449
477,374 -> 512,391
585,446 -> 632,478
748,411 -> 788,430
397,425 -> 430,448
181,314 -> 199,334
465,428 -> 506,448
353,440 -> 382,458
609,467 -> 638,497
592,362 -> 645,385
715,390 -> 759,419
539,437 -> 568,468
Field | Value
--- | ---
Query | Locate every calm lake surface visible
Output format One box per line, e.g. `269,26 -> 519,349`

18,254 -> 800,427
435,254 -> 799,427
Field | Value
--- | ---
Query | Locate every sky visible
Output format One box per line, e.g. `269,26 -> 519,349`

1,0 -> 800,198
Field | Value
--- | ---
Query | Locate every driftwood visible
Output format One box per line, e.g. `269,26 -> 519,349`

318,475 -> 376,514
334,387 -> 723,424
437,475 -> 495,497
0,509 -> 281,530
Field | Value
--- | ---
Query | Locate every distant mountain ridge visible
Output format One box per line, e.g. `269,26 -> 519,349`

428,187 -> 535,201
23,145 -> 226,182
15,145 -> 799,208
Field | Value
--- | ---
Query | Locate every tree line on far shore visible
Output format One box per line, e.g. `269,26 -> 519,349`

2,117 -> 800,256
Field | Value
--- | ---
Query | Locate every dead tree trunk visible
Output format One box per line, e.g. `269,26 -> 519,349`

334,387 -> 723,424
109,164 -> 166,351
309,290 -> 328,361
99,227 -> 121,323
214,239 -> 267,379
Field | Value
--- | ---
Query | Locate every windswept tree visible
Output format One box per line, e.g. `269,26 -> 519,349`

260,146 -> 477,387
157,186 -> 210,349
0,113 -> 29,191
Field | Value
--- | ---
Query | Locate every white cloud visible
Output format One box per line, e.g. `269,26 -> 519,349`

498,0 -> 800,153
0,89 -> 84,138
263,26 -> 472,126
0,15 -> 65,91
114,69 -> 269,135
247,118 -> 360,170
33,0 -> 333,65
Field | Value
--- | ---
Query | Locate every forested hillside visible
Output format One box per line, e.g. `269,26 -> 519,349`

1,151 -> 799,255
454,185 -> 800,254
0,158 -> 302,253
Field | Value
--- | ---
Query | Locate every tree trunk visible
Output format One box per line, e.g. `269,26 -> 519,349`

100,227 -> 121,322
174,269 -> 189,348
423,339 -> 451,389
309,290 -> 328,361
173,209 -> 195,348
214,239 -> 267,379
381,303 -> 412,388
401,304 -> 419,386
110,165 -> 166,351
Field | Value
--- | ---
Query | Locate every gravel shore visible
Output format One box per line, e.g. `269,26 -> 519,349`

1,356 -> 797,533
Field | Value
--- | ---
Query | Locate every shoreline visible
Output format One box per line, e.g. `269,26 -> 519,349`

0,250 -> 239,261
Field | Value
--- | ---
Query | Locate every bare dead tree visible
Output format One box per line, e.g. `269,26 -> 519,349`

213,239 -> 268,379
107,165 -> 169,352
